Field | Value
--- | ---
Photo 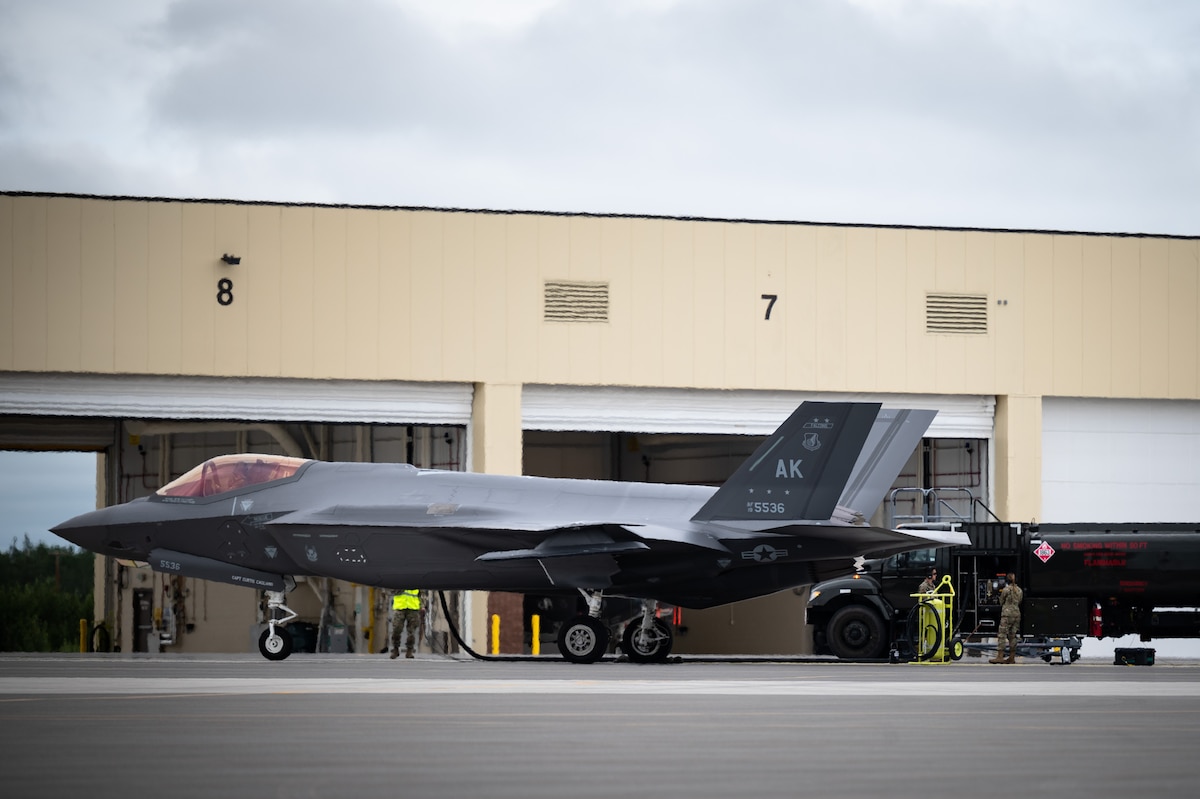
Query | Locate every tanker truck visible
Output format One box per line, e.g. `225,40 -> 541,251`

805,522 -> 1200,662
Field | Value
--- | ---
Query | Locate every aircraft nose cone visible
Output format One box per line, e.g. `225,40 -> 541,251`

52,506 -> 128,554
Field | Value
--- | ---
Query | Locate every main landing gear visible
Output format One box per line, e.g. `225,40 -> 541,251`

257,588 -> 299,661
556,592 -> 674,664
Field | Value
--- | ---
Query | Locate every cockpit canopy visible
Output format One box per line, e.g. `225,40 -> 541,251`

157,454 -> 310,498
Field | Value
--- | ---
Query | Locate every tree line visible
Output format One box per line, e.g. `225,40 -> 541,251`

0,536 -> 94,651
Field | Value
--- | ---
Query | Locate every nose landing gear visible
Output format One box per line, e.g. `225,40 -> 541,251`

257,587 -> 299,661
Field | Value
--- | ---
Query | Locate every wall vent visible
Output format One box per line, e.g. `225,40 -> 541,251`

926,293 -> 988,334
544,280 -> 609,322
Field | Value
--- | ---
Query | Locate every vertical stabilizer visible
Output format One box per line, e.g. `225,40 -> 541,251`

837,408 -> 937,520
690,402 -> 880,523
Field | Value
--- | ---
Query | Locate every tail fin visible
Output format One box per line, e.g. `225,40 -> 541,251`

836,407 -> 937,521
690,402 -> 881,523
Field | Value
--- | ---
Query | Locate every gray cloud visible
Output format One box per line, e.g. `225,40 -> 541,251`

150,0 -> 450,135
0,0 -> 1196,233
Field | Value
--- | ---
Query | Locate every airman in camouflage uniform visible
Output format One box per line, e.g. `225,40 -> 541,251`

989,573 -> 1023,664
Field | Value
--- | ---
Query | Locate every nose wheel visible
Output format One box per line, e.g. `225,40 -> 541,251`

257,588 -> 298,661
258,627 -> 294,661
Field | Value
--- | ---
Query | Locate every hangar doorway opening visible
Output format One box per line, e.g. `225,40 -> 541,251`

101,420 -> 466,657
523,428 -> 989,656
524,431 -> 990,525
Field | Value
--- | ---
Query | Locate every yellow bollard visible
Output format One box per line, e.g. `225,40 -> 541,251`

491,614 -> 500,655
531,614 -> 540,656
79,619 -> 87,653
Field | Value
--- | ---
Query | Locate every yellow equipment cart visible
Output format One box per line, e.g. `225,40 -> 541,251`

905,575 -> 965,664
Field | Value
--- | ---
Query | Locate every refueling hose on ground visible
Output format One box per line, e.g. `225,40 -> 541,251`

437,590 -> 531,662
905,601 -> 943,662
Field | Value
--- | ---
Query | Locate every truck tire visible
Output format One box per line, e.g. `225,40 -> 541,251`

827,605 -> 887,660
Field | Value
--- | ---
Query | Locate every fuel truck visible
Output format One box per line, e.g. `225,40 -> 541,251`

805,522 -> 1200,662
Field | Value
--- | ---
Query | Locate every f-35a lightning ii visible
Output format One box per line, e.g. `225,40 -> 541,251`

54,401 -> 964,663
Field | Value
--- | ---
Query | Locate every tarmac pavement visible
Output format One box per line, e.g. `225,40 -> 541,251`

2,653 -> 1197,798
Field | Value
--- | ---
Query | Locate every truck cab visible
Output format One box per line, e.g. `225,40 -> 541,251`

807,523 -> 1024,659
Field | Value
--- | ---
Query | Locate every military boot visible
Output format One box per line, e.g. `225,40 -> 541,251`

389,647 -> 399,659
1004,650 -> 1017,664
989,646 -> 1006,664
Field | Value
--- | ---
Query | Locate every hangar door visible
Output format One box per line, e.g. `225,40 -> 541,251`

522,386 -> 995,655
0,373 -> 473,656
523,386 -> 996,525
1042,397 -> 1200,522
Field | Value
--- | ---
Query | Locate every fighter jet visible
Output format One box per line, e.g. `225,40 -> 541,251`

53,401 -> 964,663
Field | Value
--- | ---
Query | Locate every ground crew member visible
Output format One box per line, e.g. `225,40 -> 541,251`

990,573 -> 1023,664
391,589 -> 421,659
918,569 -> 938,594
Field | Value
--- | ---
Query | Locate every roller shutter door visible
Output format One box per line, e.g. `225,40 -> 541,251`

1042,397 -> 1200,522
522,385 -> 994,439
0,373 -> 474,425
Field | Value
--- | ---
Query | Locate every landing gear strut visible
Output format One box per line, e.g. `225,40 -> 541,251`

557,590 -> 609,663
555,592 -> 677,664
257,587 -> 298,661
622,600 -> 673,663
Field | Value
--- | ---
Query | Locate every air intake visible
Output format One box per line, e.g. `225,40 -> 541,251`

926,293 -> 988,334
544,280 -> 609,322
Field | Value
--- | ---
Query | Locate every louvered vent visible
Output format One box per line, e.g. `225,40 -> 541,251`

544,280 -> 609,322
926,293 -> 988,334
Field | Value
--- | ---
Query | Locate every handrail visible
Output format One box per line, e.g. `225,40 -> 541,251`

888,486 -> 1001,526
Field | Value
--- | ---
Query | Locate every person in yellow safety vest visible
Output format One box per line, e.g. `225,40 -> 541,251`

391,589 -> 421,659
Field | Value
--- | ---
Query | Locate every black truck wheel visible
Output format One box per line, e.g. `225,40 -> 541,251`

827,605 -> 888,659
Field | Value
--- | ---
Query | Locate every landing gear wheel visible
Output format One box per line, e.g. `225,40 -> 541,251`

622,618 -> 673,663
828,605 -> 887,659
259,627 -> 294,661
557,615 -> 609,664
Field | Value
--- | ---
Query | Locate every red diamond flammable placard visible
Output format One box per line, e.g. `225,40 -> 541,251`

1034,541 -> 1055,563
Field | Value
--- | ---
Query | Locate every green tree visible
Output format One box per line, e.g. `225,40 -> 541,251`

0,536 -> 94,651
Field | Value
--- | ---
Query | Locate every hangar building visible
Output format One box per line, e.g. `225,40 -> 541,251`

2,191 -> 1198,656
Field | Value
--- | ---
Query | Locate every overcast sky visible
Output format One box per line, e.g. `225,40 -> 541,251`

2,1 -> 1198,655
1,0 -> 1197,234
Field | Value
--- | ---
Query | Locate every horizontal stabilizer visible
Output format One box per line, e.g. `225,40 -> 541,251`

891,526 -> 971,547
